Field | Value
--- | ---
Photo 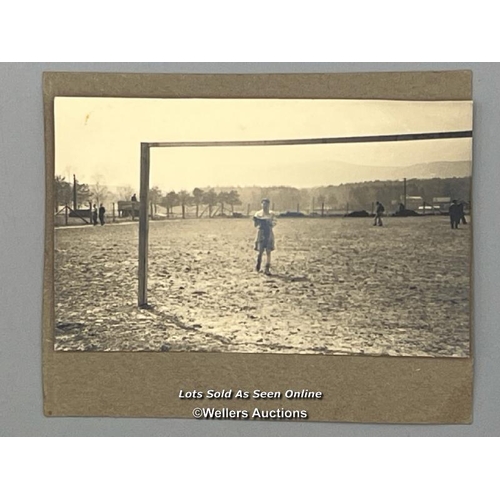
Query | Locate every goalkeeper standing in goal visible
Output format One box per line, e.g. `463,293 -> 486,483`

253,198 -> 277,275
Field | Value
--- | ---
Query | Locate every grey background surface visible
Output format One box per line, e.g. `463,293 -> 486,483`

0,62 -> 497,436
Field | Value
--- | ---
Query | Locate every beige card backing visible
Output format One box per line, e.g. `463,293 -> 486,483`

43,71 -> 473,423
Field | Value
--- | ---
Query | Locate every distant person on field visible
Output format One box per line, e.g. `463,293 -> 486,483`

458,201 -> 467,225
449,200 -> 460,229
99,203 -> 106,226
131,194 -> 137,202
374,201 -> 384,227
253,198 -> 277,275
92,204 -> 98,226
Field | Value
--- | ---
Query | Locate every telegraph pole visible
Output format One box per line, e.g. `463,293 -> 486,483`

73,174 -> 78,211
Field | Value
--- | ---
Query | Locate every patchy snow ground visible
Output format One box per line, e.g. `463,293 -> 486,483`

54,217 -> 471,357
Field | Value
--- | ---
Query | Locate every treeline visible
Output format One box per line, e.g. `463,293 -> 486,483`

54,176 -> 90,211
148,177 -> 471,215
227,177 -> 472,212
54,175 -> 116,210
150,188 -> 242,218
54,177 -> 244,218
55,175 -> 472,215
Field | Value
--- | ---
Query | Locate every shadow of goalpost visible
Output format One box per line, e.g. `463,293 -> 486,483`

137,130 -> 472,308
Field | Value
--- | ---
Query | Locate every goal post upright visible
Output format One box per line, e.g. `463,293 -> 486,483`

138,142 -> 150,308
137,129 -> 472,308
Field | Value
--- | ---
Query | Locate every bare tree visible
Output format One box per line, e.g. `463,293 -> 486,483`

90,174 -> 110,206
163,191 -> 179,218
226,190 -> 242,214
192,188 -> 204,218
117,185 -> 135,201
202,189 -> 218,218
149,186 -> 163,215
178,190 -> 192,219
217,191 -> 230,215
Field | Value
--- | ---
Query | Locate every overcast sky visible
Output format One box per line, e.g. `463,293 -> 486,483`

55,98 -> 473,191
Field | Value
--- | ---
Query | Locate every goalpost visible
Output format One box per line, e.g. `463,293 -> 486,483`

138,130 -> 472,308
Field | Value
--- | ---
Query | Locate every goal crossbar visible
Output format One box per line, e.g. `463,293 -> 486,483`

149,130 -> 472,149
138,130 -> 472,307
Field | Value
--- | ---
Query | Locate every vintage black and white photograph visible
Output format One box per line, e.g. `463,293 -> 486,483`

53,97 -> 472,357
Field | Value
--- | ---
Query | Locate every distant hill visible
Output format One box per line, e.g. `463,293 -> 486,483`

260,160 -> 472,186
374,161 -> 472,181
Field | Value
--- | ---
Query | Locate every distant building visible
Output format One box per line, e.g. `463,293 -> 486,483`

418,204 -> 440,213
398,195 -> 441,214
401,195 -> 423,211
